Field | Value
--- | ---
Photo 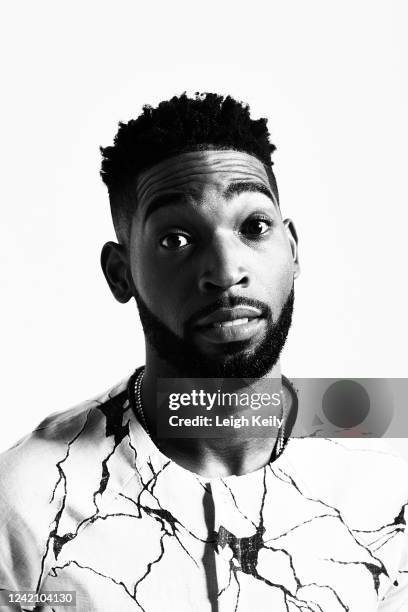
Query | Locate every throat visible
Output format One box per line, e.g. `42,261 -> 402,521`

130,366 -> 294,479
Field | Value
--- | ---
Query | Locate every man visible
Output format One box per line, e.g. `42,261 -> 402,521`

0,93 -> 407,611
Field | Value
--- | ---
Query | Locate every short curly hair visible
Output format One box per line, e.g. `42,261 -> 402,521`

100,92 -> 278,243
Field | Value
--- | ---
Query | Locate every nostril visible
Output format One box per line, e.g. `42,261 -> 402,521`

200,273 -> 249,293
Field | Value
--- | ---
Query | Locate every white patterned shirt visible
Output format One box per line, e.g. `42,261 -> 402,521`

0,376 -> 407,611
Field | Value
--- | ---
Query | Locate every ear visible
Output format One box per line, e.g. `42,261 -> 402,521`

100,241 -> 133,303
283,218 -> 300,279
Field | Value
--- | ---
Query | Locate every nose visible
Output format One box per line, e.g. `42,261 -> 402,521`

198,232 -> 250,294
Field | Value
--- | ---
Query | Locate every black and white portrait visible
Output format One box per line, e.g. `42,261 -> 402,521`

1,2 -> 407,610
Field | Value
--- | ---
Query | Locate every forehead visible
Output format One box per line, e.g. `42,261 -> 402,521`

135,149 -> 275,213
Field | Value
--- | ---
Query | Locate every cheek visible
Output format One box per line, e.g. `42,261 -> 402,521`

258,240 -> 294,286
254,248 -> 294,315
129,236 -> 158,290
130,235 -> 195,299
129,244 -> 189,327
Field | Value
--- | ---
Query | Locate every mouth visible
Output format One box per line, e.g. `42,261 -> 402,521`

193,307 -> 265,345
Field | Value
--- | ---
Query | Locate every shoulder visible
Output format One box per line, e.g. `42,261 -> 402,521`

0,377 -> 132,589
284,436 -> 408,487
0,377 -> 132,534
0,377 -> 129,501
282,437 -> 408,522
285,436 -> 408,468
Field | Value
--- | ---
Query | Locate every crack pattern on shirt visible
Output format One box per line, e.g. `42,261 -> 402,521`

33,391 -> 408,611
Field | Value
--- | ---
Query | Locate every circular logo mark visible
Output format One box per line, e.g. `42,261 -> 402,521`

322,380 -> 370,429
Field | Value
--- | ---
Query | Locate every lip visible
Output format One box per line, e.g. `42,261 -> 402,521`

194,307 -> 262,329
193,313 -> 265,345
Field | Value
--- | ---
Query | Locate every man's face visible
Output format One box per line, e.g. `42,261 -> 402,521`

127,149 -> 299,377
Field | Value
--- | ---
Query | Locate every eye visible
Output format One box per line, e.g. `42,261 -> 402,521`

241,216 -> 272,237
159,232 -> 191,250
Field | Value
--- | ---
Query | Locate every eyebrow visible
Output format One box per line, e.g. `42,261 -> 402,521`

143,192 -> 187,224
224,181 -> 275,203
143,181 -> 276,224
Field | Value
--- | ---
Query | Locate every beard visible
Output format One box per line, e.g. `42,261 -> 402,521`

133,285 -> 294,379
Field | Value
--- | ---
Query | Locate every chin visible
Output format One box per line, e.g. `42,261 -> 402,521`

194,340 -> 257,358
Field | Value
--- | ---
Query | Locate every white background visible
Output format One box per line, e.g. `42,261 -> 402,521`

1,1 -> 407,456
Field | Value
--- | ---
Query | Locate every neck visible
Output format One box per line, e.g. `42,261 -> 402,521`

138,349 -> 291,478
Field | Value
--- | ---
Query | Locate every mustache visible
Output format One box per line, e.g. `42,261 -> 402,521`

185,296 -> 272,331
